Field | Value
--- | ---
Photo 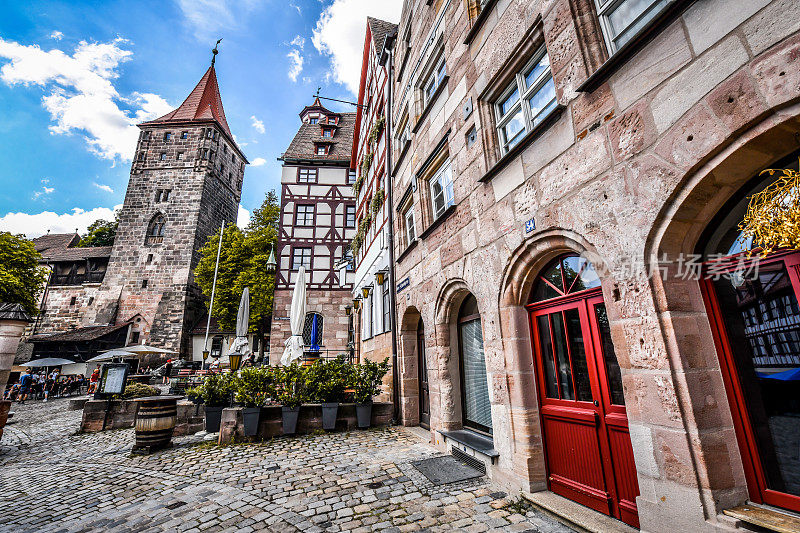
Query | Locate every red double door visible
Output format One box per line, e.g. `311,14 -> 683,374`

527,290 -> 640,528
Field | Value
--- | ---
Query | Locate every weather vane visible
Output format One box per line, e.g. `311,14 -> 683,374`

211,38 -> 222,67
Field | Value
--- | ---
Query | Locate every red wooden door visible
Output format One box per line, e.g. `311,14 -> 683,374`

528,289 -> 639,528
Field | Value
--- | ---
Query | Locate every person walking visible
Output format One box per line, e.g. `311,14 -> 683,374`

88,365 -> 100,394
163,360 -> 173,384
17,369 -> 33,404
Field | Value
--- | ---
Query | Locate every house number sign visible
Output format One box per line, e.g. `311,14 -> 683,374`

524,217 -> 536,234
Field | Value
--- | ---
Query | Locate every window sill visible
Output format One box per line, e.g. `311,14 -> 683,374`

418,203 -> 456,241
478,105 -> 565,183
577,0 -> 694,93
412,76 -> 450,134
396,239 -> 419,264
463,0 -> 499,45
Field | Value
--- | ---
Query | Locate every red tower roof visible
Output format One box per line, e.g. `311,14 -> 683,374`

140,66 -> 233,141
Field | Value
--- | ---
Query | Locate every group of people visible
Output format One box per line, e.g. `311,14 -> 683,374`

3,369 -> 87,403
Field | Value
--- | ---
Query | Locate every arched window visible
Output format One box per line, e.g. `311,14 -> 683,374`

458,294 -> 492,434
302,312 -> 324,347
146,214 -> 165,244
530,253 -> 601,303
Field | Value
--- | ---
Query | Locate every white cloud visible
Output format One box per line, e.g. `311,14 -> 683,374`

49,31 -> 63,41
312,0 -> 402,95
0,205 -> 121,238
287,49 -> 304,82
175,0 -> 264,41
288,35 -> 305,49
236,204 -> 250,228
0,37 -> 173,161
250,157 -> 266,166
289,2 -> 302,15
250,115 -> 265,134
93,182 -> 114,193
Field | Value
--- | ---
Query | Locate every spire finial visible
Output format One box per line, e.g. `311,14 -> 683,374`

211,38 -> 222,67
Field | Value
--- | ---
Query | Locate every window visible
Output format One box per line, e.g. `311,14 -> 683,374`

296,204 -> 315,226
302,312 -> 324,346
146,254 -> 153,264
181,131 -> 188,139
382,281 -> 391,333
142,131 -> 151,140
595,0 -> 671,53
292,247 -> 312,270
146,214 -> 166,244
70,296 -> 77,306
467,0 -> 489,23
201,148 -> 209,159
160,153 -> 167,161
155,190 -> 161,202
424,55 -> 447,105
345,205 -> 356,228
177,152 -> 184,161
402,201 -> 416,246
131,331 -> 140,344
495,47 -> 557,154
309,115 -> 319,124
316,145 -> 327,156
211,336 -> 223,357
162,189 -> 170,201
205,129 -> 212,139
298,168 -> 317,183
364,292 -> 373,339
323,129 -> 332,138
223,144 -> 228,153
347,170 -> 356,184
141,279 -> 148,288
164,132 -> 172,141
459,294 -> 492,433
137,152 -> 145,161
429,160 -> 455,220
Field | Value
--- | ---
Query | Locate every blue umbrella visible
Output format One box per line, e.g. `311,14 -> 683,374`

310,313 -> 320,353
757,367 -> 800,381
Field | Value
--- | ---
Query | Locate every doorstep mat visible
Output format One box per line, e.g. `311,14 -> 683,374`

411,455 -> 484,485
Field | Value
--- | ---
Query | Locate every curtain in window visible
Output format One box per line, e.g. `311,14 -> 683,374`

460,318 -> 492,430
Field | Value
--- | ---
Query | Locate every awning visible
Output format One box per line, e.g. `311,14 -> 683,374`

22,358 -> 77,367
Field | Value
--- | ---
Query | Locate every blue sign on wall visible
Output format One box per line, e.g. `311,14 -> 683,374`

397,277 -> 410,293
524,217 -> 536,234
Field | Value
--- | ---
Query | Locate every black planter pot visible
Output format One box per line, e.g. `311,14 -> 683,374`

282,406 -> 300,435
321,402 -> 339,430
242,407 -> 261,437
356,402 -> 372,429
205,406 -> 223,433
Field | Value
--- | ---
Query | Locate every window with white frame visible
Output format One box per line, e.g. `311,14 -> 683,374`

429,160 -> 455,220
345,205 -> 356,228
292,247 -> 312,270
296,204 -> 314,226
298,168 -> 317,183
495,47 -> 557,155
401,200 -> 416,247
316,145 -> 327,156
595,0 -> 671,54
424,55 -> 447,105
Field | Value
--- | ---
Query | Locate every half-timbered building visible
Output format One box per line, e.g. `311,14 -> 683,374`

269,100 -> 357,359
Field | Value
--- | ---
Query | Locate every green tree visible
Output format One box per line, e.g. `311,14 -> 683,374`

79,218 -> 118,247
0,232 -> 48,314
195,191 -> 279,360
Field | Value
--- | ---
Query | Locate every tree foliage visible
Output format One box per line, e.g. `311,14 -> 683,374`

79,218 -> 118,247
194,191 -> 280,355
0,232 -> 48,314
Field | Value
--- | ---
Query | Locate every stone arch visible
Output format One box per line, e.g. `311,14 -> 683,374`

145,212 -> 166,244
398,306 -> 422,426
645,103 -> 800,515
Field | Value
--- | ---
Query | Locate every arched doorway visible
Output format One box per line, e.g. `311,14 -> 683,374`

417,318 -> 430,429
699,156 -> 800,513
458,294 -> 492,434
527,253 -> 639,528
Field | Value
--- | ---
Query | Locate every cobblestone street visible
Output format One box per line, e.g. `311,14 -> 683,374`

0,398 -> 574,532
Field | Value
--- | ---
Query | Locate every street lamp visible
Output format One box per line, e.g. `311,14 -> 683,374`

362,286 -> 371,299
375,271 -> 386,286
345,305 -> 352,316
353,298 -> 361,311
264,243 -> 277,365
202,350 -> 209,362
228,352 -> 243,372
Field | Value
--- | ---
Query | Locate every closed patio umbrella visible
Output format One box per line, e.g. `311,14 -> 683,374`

281,266 -> 306,366
230,287 -> 250,356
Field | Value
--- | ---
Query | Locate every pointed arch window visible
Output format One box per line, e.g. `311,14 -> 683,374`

146,214 -> 166,245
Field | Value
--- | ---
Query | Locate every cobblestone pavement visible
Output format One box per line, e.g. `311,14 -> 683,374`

0,398 -> 574,533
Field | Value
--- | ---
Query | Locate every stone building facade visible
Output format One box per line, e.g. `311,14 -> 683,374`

388,0 -> 800,530
269,101 -> 356,360
26,63 -> 246,367
351,17 -> 399,401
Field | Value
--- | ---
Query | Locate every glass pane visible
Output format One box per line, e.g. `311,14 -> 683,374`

608,0 -> 668,49
595,304 -> 625,405
525,54 -> 551,89
537,315 -> 559,399
551,312 -> 575,400
532,279 -> 561,302
713,260 -> 800,497
564,308 -> 593,402
562,255 -> 602,293
543,260 -> 564,293
460,318 -> 493,430
500,87 -> 520,117
502,108 -> 526,148
529,77 -> 557,126
431,179 -> 445,218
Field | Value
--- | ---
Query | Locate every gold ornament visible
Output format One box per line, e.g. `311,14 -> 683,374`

739,161 -> 800,257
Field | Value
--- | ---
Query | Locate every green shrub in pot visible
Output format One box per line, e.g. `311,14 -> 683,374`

234,366 -> 275,408
351,358 -> 390,428
275,363 -> 308,435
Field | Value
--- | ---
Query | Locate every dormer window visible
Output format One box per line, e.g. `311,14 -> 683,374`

316,145 -> 327,156
309,114 -> 319,125
164,132 -> 172,141
322,128 -> 332,138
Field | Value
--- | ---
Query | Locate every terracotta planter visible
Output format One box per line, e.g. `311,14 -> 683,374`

205,406 -> 223,433
321,402 -> 339,430
282,406 -> 300,435
356,402 -> 372,429
242,407 -> 261,436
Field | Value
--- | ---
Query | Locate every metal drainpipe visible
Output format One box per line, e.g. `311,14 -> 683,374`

382,33 -> 401,424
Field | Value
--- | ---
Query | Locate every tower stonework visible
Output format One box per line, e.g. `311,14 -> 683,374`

86,65 -> 246,362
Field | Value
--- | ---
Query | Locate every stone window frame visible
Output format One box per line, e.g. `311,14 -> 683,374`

427,157 -> 455,221
400,195 -> 417,249
295,204 -> 315,227
593,0 -> 671,55
145,213 -> 166,245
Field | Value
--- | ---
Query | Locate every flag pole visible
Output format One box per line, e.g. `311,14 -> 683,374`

204,220 -> 225,355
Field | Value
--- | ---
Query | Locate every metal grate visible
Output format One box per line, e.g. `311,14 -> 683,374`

451,447 -> 486,475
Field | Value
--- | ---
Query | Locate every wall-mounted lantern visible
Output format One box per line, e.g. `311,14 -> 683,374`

375,271 -> 386,286
362,286 -> 371,299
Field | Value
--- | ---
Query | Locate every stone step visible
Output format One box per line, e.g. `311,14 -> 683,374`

723,504 -> 800,533
521,490 -> 637,533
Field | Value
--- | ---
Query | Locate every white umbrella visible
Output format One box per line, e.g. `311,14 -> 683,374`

87,350 -> 136,362
281,266 -> 306,366
230,287 -> 250,355
22,357 -> 76,367
116,344 -> 175,355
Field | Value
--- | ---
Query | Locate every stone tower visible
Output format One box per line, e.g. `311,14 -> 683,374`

85,60 -> 247,362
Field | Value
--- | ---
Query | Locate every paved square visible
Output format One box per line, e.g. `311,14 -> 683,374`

0,398 -> 575,532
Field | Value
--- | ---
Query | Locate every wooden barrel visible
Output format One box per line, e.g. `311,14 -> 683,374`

132,396 -> 179,453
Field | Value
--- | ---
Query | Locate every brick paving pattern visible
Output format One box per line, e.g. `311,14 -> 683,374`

0,398 -> 574,532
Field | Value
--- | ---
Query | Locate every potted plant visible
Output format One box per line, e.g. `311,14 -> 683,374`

276,363 -> 307,435
352,358 -> 390,428
199,372 -> 235,433
309,357 -> 350,430
235,366 -> 274,436
185,386 -> 204,405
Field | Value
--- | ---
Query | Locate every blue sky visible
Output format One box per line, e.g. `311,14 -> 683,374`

0,0 -> 401,237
